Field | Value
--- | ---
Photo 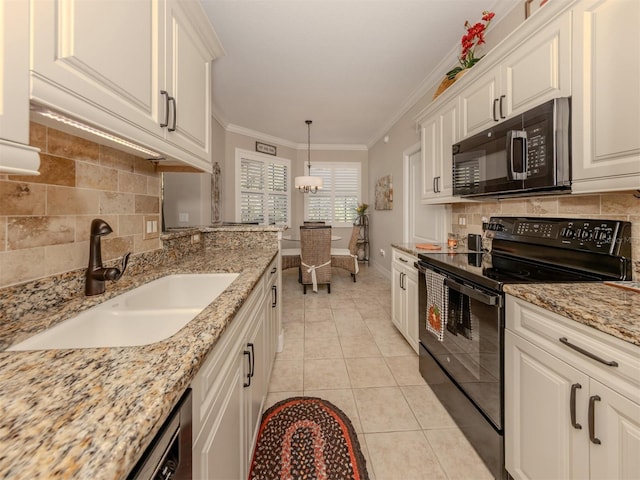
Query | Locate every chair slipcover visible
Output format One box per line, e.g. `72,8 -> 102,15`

300,225 -> 332,293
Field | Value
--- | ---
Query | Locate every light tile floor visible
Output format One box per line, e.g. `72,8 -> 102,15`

266,266 -> 493,480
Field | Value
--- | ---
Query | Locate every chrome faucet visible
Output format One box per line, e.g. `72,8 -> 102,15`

86,219 -> 131,296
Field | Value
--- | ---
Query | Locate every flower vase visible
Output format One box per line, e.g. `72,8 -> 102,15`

454,69 -> 469,81
433,69 -> 470,100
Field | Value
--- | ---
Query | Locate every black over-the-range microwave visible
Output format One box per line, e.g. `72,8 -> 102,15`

452,97 -> 571,198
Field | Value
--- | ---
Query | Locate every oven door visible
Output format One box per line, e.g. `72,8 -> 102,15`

417,262 -> 503,431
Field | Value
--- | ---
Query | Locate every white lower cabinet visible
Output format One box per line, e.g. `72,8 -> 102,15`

192,258 -> 279,479
505,295 -> 640,480
391,248 -> 419,353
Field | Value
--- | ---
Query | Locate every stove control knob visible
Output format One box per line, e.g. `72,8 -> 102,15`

563,228 -> 575,238
581,229 -> 591,240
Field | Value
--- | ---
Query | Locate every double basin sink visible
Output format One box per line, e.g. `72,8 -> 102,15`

8,273 -> 239,351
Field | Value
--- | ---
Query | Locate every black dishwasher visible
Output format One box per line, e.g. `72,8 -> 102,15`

128,389 -> 192,480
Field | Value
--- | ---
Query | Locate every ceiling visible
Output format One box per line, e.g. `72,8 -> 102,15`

200,0 -> 516,148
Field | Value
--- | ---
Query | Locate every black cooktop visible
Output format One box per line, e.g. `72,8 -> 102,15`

418,250 -> 608,291
417,216 -> 632,291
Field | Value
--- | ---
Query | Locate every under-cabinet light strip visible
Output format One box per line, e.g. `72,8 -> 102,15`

31,106 -> 162,158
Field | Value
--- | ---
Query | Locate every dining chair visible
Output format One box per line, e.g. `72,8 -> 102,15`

331,225 -> 360,282
299,225 -> 332,294
303,221 -> 326,226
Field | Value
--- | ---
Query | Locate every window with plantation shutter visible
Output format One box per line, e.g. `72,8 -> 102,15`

236,149 -> 290,225
305,163 -> 361,227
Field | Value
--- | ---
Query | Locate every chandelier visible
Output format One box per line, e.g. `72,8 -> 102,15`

294,120 -> 323,194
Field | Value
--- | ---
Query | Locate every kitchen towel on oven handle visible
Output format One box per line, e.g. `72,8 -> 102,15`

426,270 -> 448,341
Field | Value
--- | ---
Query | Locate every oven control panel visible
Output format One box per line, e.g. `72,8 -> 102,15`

484,217 -> 631,256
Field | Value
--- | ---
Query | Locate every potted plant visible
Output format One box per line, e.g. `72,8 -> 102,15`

354,203 -> 368,225
433,10 -> 495,99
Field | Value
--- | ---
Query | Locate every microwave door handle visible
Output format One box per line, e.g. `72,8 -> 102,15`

444,278 -> 501,306
507,130 -> 528,181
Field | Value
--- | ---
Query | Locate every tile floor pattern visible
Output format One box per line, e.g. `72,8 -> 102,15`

265,266 -> 493,480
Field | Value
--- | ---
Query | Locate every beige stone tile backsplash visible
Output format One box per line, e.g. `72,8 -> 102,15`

0,122 -> 161,288
451,192 -> 640,281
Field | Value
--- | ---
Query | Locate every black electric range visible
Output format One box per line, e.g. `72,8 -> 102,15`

415,217 -> 632,480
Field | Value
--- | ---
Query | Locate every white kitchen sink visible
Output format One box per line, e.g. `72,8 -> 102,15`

8,273 -> 239,350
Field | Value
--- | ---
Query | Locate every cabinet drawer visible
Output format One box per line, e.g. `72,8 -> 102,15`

506,295 -> 640,403
392,249 -> 417,266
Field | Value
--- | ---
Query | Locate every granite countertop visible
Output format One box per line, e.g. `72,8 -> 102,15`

504,283 -> 640,347
0,246 -> 278,480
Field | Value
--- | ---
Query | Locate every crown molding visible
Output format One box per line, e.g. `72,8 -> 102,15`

225,123 -> 367,151
365,0 -> 520,149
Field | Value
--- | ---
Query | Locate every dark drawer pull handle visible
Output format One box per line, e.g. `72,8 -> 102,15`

160,90 -> 169,127
167,96 -> 177,132
499,95 -> 506,119
399,257 -> 408,263
272,285 -> 277,307
570,383 -> 582,430
588,395 -> 602,444
493,98 -> 499,121
248,343 -> 255,378
243,350 -> 251,387
559,337 -> 619,367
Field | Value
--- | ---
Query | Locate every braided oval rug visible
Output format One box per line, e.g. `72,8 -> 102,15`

249,397 -> 369,480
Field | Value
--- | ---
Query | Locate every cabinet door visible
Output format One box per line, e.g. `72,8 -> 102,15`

420,118 -> 438,200
501,11 -> 571,119
590,380 -> 640,480
404,268 -> 419,354
571,0 -> 640,191
164,0 -> 212,161
193,352 -> 244,480
244,308 -> 268,459
391,262 -> 404,332
420,97 -> 459,201
31,0 -> 162,135
505,330 -> 590,480
0,0 -> 41,174
438,98 -> 459,196
460,66 -> 500,138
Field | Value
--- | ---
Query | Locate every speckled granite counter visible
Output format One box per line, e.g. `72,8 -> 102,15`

0,242 -> 278,479
504,283 -> 640,347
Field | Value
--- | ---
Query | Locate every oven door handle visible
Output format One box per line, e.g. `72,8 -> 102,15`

444,278 -> 501,306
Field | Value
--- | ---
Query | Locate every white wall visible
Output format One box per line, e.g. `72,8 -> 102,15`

366,4 -> 524,276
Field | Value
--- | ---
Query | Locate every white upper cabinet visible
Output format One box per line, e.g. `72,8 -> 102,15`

419,97 -> 460,202
571,0 -> 640,192
460,10 -> 572,138
31,0 -> 162,137
163,0 -> 214,161
0,0 -> 40,175
30,0 -> 223,172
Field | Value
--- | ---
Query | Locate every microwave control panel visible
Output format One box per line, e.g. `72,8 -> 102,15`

525,123 -> 548,176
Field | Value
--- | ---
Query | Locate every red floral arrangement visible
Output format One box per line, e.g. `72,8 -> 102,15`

446,11 -> 495,80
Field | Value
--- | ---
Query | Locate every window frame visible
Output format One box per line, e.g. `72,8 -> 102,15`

235,148 -> 291,227
303,161 -> 362,228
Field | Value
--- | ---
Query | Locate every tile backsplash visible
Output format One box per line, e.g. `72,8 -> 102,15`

451,193 -> 640,280
0,122 -> 161,288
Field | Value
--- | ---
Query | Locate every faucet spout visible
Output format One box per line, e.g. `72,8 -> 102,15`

85,219 -> 130,296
